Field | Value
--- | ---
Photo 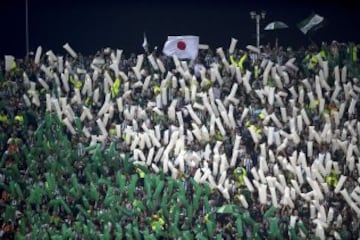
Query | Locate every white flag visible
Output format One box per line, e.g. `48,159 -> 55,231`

298,13 -> 324,34
163,35 -> 199,59
142,32 -> 149,52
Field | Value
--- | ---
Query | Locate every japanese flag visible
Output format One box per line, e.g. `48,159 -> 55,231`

163,36 -> 199,59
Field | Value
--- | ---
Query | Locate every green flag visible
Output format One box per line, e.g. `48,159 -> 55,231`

268,218 -> 282,240
217,204 -> 239,214
144,174 -> 153,198
128,174 -> 139,202
125,223 -> 134,240
206,219 -> 216,238
297,221 -> 308,235
115,223 -> 123,240
89,182 -> 100,201
171,205 -> 180,226
235,216 -> 244,238
45,172 -> 56,195
28,185 -> 43,205
116,172 -> 126,192
264,206 -> 277,219
132,223 -> 141,240
153,179 -> 165,199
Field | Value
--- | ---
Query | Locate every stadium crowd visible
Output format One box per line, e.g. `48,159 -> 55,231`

0,39 -> 360,239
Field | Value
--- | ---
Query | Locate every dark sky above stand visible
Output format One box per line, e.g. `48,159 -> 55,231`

0,0 -> 359,58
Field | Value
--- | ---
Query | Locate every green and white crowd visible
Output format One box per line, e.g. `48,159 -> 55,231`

0,40 -> 360,239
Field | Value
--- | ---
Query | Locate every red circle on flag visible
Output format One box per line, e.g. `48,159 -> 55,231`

177,41 -> 186,50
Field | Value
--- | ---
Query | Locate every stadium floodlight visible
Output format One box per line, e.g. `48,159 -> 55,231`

250,10 -> 266,48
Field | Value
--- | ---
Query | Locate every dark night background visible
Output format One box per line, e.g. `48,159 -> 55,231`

0,0 -> 359,58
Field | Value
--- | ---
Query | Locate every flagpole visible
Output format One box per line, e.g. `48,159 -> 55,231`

25,0 -> 30,58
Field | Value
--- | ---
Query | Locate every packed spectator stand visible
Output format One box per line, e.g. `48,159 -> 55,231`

0,40 -> 360,239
